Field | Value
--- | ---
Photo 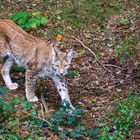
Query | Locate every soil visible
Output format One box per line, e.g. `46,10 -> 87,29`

0,1 -> 140,139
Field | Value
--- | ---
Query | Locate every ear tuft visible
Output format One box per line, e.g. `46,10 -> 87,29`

67,48 -> 73,62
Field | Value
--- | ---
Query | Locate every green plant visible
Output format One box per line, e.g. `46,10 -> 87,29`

99,94 -> 140,140
66,70 -> 80,79
114,40 -> 137,62
49,100 -> 99,139
60,0 -> 126,29
20,101 -> 32,111
0,86 -> 7,96
3,90 -> 140,139
0,88 -> 35,138
0,89 -> 98,139
10,66 -> 26,73
120,18 -> 130,25
51,28 -> 62,38
11,11 -> 48,30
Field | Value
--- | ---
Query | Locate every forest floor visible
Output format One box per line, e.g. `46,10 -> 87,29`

0,0 -> 140,139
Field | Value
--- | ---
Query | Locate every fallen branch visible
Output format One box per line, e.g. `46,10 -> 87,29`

70,36 -> 111,72
103,64 -> 122,70
71,36 -> 97,59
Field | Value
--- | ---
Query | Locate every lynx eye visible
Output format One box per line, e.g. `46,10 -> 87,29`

64,64 -> 69,67
55,65 -> 59,67
53,64 -> 59,68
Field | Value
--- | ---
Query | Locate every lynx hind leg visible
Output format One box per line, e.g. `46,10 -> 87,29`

1,57 -> 19,90
0,35 -> 18,90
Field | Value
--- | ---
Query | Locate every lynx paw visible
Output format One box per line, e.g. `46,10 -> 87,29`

8,83 -> 19,90
27,96 -> 39,102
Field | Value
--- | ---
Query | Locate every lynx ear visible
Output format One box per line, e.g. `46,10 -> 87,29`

67,48 -> 73,62
54,46 -> 60,53
52,46 -> 60,62
52,46 -> 57,61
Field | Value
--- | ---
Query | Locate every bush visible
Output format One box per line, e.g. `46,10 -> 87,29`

11,11 -> 48,30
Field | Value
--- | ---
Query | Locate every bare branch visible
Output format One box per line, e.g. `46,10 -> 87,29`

70,35 -> 111,72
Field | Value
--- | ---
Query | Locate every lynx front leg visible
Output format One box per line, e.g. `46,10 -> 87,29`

25,70 -> 38,102
1,58 -> 18,90
52,76 -> 75,110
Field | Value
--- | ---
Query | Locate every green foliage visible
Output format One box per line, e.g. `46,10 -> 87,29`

0,99 -> 16,124
10,66 -> 26,73
11,11 -> 48,30
120,18 -> 130,25
55,15 -> 62,21
70,124 -> 85,138
1,89 -> 139,139
58,0 -> 126,28
99,94 -> 140,140
66,70 -> 80,79
20,101 -> 32,111
49,100 -> 99,139
0,93 -> 98,139
51,28 -> 62,38
40,0 -> 126,29
114,39 -> 137,62
51,100 -> 83,126
0,86 -> 7,96
5,135 -> 18,140
60,130 -> 68,139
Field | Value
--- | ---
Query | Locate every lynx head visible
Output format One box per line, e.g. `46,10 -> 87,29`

52,46 -> 73,77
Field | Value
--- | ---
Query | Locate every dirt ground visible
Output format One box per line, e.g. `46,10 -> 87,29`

0,1 -> 140,139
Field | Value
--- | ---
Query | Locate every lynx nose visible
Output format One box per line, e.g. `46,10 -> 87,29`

59,68 -> 64,76
59,73 -> 64,76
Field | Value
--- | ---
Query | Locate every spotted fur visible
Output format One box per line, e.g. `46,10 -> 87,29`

0,19 -> 74,109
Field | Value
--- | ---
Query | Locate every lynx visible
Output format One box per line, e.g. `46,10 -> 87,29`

0,19 -> 74,109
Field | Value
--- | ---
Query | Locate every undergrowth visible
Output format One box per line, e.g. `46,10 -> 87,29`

1,85 -> 140,139
7,0 -> 139,34
11,11 -> 48,30
114,39 -> 138,62
0,87 -> 99,139
0,0 -> 140,139
99,94 -> 140,140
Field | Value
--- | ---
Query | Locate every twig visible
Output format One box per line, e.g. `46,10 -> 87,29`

18,113 -> 31,120
70,36 -> 111,72
40,101 -> 45,117
41,92 -> 50,113
70,36 -> 97,58
21,110 -> 52,127
103,64 -> 122,70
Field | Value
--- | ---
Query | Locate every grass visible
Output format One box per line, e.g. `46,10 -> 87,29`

3,0 -> 138,38
114,38 -> 138,62
49,0 -> 138,29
